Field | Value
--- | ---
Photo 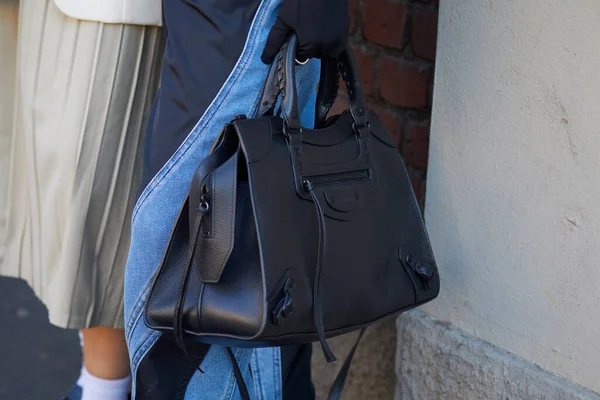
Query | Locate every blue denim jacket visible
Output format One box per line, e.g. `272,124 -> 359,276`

123,0 -> 320,396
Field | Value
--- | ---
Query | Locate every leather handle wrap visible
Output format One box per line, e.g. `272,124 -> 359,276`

258,35 -> 370,131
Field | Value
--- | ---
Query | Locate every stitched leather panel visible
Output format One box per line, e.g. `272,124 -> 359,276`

278,36 -> 301,130
257,49 -> 284,117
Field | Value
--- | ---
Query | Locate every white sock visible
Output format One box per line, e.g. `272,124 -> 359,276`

79,366 -> 131,400
76,364 -> 86,388
76,331 -> 131,400
76,332 -> 85,388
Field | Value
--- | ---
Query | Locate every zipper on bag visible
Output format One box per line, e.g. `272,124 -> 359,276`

303,169 -> 370,188
200,175 -> 212,236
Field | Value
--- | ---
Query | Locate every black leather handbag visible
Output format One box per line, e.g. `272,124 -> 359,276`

144,35 -> 439,399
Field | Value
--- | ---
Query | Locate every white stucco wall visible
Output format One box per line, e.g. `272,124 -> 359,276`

424,0 -> 600,392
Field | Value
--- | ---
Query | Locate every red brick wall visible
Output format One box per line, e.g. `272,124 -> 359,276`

333,0 -> 439,208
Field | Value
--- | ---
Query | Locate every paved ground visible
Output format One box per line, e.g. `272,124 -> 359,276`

0,277 -> 80,400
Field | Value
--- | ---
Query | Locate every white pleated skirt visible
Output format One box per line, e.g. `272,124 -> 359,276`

0,0 -> 163,329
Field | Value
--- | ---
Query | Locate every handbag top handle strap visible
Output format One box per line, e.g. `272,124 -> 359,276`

258,35 -> 370,132
314,57 -> 340,128
258,39 -> 340,127
337,49 -> 370,130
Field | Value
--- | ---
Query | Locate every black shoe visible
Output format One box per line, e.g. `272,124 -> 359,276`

61,384 -> 82,400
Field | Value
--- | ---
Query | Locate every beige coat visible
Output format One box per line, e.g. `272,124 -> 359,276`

54,0 -> 162,25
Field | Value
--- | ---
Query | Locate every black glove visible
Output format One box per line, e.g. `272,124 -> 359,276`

261,0 -> 349,64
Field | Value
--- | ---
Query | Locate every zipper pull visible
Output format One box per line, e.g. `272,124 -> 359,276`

302,179 -> 314,192
272,277 -> 296,326
199,198 -> 210,214
405,253 -> 434,290
414,261 -> 434,290
199,183 -> 210,214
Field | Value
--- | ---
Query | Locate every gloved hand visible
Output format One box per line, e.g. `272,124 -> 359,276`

261,0 -> 349,64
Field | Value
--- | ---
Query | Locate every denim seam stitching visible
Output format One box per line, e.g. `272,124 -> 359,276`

251,353 -> 264,400
225,348 -> 247,400
223,351 -> 236,399
274,348 -> 282,395
131,330 -> 156,365
126,283 -> 152,342
131,330 -> 161,370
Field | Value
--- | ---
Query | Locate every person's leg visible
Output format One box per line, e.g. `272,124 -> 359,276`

81,328 -> 130,379
63,329 -> 132,400
71,328 -> 132,400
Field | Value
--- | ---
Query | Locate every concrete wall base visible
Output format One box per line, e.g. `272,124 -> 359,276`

396,311 -> 600,400
312,319 -> 396,399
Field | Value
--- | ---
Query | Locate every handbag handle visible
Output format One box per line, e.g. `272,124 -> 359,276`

257,42 -> 340,127
258,35 -> 374,200
314,57 -> 340,128
258,35 -> 370,132
281,35 -> 371,132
